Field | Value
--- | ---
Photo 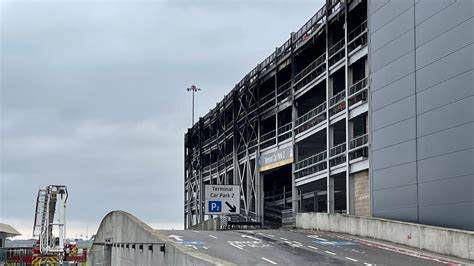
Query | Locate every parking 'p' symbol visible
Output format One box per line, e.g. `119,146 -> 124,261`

208,201 -> 221,212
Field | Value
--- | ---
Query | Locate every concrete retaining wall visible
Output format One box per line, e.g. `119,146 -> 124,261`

189,218 -> 220,231
296,212 -> 474,261
87,211 -> 232,266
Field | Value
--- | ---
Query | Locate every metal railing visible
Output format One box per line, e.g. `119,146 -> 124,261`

278,122 -> 293,142
295,102 -> 327,135
348,20 -> 368,53
259,91 -> 276,111
294,53 -> 326,85
349,20 -> 367,42
330,142 -> 346,157
295,150 -> 327,171
293,5 -> 326,45
328,38 -> 345,66
349,77 -> 369,106
277,80 -> 291,102
329,90 -> 346,107
329,38 -> 344,56
349,77 -> 368,96
260,130 -> 276,149
295,160 -> 327,179
350,134 -> 368,150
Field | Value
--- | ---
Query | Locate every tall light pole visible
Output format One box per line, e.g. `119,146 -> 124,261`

186,85 -> 201,126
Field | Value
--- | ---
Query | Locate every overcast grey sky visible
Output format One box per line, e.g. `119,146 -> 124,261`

0,0 -> 324,238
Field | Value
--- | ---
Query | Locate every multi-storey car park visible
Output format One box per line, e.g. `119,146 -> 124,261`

184,0 -> 474,231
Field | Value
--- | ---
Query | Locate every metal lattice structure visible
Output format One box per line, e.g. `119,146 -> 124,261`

185,0 -> 370,228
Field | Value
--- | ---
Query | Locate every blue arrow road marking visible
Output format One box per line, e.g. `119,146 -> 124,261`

313,240 -> 355,245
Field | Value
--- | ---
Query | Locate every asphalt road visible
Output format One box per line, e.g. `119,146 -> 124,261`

157,229 -> 459,265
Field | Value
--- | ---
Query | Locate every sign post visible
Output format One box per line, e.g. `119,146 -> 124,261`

204,185 -> 240,215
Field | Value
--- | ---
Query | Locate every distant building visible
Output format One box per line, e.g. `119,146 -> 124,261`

184,0 -> 474,231
0,223 -> 21,262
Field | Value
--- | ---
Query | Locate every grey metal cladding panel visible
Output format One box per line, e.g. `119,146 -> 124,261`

416,18 -> 474,69
418,175 -> 474,206
371,74 -> 415,111
419,201 -> 474,231
373,162 -> 417,190
371,51 -> 415,91
373,184 -> 418,210
415,0 -> 456,25
416,44 -> 474,92
372,95 -> 415,130
373,207 -> 418,223
417,96 -> 474,137
417,70 -> 473,114
370,7 -> 414,52
372,118 -> 416,150
370,0 -> 413,33
372,139 -> 416,170
371,29 -> 414,70
418,148 -> 474,183
415,0 -> 474,47
369,0 -> 390,16
417,122 -> 474,160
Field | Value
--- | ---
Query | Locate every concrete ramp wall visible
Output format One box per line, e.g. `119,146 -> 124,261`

296,212 -> 474,261
88,211 -> 232,266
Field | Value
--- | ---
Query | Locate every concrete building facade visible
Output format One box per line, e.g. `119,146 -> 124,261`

184,0 -> 474,231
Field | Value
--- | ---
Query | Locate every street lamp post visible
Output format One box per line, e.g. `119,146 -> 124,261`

186,85 -> 201,126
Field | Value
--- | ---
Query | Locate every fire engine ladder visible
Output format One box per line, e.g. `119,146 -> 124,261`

33,188 -> 49,251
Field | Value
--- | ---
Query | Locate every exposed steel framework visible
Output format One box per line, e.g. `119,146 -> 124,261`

185,0 -> 370,228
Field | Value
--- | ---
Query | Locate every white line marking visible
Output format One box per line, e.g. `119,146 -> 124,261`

292,241 -> 302,245
203,247 -> 208,250
257,232 -> 264,235
307,245 -> 318,250
315,237 -> 327,241
208,235 -> 218,239
345,257 -> 358,262
228,241 -> 244,250
280,237 -> 288,241
268,235 -> 275,237
364,263 -> 372,266
261,257 -> 278,264
325,251 -> 336,255
192,246 -> 198,250
192,230 -> 199,233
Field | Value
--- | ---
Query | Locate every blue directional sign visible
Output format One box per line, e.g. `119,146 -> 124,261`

208,201 -> 222,212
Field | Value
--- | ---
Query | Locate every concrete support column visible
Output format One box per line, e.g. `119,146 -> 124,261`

327,176 -> 335,213
343,0 -> 351,215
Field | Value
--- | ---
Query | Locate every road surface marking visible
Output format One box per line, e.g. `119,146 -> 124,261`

203,247 -> 208,250
280,237 -> 288,241
308,245 -> 319,250
315,237 -> 327,241
325,251 -> 336,255
242,235 -> 261,241
268,235 -> 275,237
364,263 -> 372,266
228,241 -> 244,250
261,257 -> 278,264
208,235 -> 218,239
292,241 -> 302,245
257,232 -> 265,235
192,230 -> 199,233
168,235 -> 183,241
192,246 -> 198,250
345,257 -> 358,262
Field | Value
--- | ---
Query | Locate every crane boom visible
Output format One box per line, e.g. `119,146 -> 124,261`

32,185 -> 68,258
